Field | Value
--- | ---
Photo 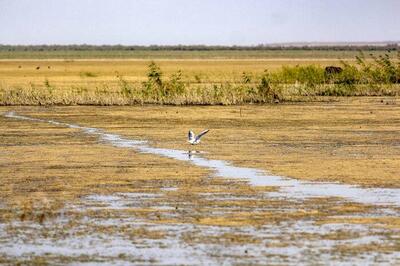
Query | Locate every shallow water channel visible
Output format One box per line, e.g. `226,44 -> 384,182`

5,111 -> 400,207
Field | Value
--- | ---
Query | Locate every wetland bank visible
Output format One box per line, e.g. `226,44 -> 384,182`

1,46 -> 400,265
1,97 -> 400,264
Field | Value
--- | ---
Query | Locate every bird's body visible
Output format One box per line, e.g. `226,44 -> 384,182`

188,129 -> 209,145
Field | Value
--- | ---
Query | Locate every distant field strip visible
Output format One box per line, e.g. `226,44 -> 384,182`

0,49 -> 393,59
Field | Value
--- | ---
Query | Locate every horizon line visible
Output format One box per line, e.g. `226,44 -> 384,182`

1,41 -> 400,47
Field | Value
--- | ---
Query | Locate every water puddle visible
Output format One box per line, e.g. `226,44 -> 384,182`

1,191 -> 399,265
4,111 -> 400,207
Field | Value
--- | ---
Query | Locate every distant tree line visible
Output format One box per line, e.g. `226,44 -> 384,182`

0,44 -> 398,52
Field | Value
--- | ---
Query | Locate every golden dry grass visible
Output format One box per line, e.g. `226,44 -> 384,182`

0,59 -> 348,90
2,59 -> 400,106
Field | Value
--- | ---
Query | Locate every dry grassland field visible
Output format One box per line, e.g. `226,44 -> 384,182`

1,49 -> 399,106
0,58 -> 350,89
0,51 -> 400,264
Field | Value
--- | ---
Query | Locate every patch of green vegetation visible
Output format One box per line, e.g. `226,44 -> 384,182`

267,51 -> 400,96
0,45 -> 397,59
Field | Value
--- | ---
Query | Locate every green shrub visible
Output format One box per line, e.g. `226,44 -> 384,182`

118,75 -> 133,96
242,72 -> 252,83
165,70 -> 185,96
143,61 -> 164,99
273,65 -> 325,87
257,71 -> 280,102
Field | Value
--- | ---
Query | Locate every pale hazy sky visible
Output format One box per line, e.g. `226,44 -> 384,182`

0,0 -> 399,45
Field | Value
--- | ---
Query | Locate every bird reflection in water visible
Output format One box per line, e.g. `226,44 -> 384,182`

187,150 -> 201,160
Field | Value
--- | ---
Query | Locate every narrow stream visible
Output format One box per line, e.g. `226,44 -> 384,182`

4,111 -> 400,206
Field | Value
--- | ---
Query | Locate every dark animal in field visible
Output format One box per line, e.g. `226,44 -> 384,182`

48,66 -> 51,69
18,65 -> 21,68
324,66 -> 344,83
36,66 -> 40,70
324,66 -> 343,75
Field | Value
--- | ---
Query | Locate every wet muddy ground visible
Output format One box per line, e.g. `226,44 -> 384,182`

0,98 -> 399,264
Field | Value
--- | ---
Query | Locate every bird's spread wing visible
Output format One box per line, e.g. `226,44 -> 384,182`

195,129 -> 209,141
188,130 -> 195,141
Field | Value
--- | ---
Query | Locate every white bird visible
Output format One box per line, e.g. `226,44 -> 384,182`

188,129 -> 209,145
